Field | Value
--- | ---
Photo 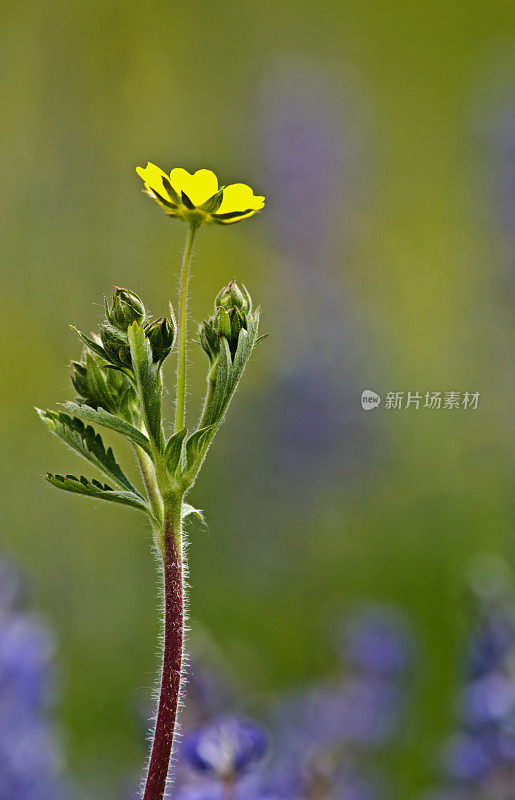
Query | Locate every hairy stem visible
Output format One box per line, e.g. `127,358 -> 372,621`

175,222 -> 197,433
143,501 -> 184,800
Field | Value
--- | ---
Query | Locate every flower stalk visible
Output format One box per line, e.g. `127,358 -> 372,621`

38,163 -> 264,796
144,499 -> 184,800
175,221 -> 198,433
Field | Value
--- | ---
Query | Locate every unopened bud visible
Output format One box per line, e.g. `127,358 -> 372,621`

144,317 -> 175,364
218,307 -> 246,358
70,361 -> 89,399
199,317 -> 220,363
100,324 -> 132,368
106,287 -> 145,331
214,280 -> 251,314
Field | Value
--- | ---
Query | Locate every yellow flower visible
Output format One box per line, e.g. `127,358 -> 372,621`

136,163 -> 265,225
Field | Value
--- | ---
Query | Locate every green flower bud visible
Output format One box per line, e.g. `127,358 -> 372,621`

218,306 -> 246,358
144,317 -> 175,364
99,324 -> 132,368
214,280 -> 251,314
199,316 -> 220,363
200,282 -> 254,364
70,353 -> 132,413
70,360 -> 89,399
106,287 -> 145,331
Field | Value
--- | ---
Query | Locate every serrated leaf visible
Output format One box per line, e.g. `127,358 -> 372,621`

183,425 -> 214,473
60,402 -> 154,458
37,409 -> 143,497
127,322 -> 163,449
45,473 -> 150,513
164,427 -> 187,474
182,503 -> 205,524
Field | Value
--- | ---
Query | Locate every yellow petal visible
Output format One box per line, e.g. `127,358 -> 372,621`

136,162 -> 175,207
169,168 -> 219,207
216,183 -> 265,216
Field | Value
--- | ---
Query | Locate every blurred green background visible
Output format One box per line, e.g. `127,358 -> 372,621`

1,0 -> 514,796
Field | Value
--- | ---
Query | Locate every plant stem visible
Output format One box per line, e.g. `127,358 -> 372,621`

143,500 -> 184,800
175,222 -> 197,433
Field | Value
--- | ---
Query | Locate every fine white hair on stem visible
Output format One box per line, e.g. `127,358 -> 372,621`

139,522 -> 192,799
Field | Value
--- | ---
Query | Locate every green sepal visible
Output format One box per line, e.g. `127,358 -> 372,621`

127,322 -> 163,449
70,326 -> 108,361
36,409 -> 144,498
180,190 -> 195,210
164,427 -> 188,474
160,175 -> 182,206
200,189 -> 223,213
211,208 -> 253,222
44,473 -> 150,514
60,401 -> 154,459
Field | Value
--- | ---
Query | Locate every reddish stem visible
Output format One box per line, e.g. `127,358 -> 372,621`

143,513 -> 184,800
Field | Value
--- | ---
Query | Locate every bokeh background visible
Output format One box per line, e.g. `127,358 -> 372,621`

1,0 -> 514,797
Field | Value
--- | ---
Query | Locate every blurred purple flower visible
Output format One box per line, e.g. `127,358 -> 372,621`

259,62 -> 361,265
249,64 -> 379,503
460,672 -> 515,728
422,556 -> 515,798
465,609 -> 514,679
341,605 -> 415,678
442,733 -> 493,782
182,716 -> 268,780
480,98 -> 515,237
0,556 -> 71,800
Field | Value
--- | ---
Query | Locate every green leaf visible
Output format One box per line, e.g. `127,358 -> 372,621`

60,402 -> 154,459
44,473 -> 150,514
36,409 -> 144,497
183,425 -> 214,474
182,503 -> 205,524
164,427 -> 187,474
127,322 -> 163,449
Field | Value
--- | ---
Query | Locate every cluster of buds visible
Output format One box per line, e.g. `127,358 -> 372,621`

100,287 -> 176,368
71,287 -> 176,411
199,280 -> 252,362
